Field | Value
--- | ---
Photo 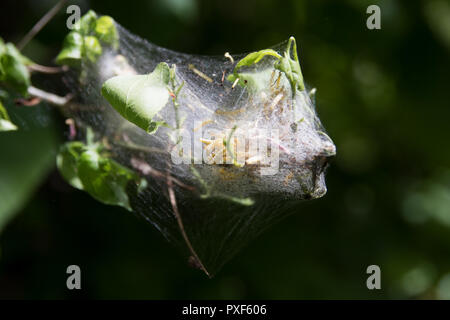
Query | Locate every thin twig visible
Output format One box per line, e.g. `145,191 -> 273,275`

166,169 -> 210,277
224,52 -> 234,64
188,64 -> 213,83
129,157 -> 195,191
28,64 -> 68,74
65,118 -> 76,140
17,0 -> 67,50
14,96 -> 41,106
27,86 -> 72,106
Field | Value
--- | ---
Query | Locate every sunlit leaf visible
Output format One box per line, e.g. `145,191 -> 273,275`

0,42 -> 31,96
83,36 -> 102,62
227,68 -> 280,93
56,11 -> 116,66
229,37 -> 305,95
56,141 -> 84,189
274,37 -> 305,92
0,119 -> 17,132
76,10 -> 98,35
55,31 -> 83,67
4,41 -> 33,66
95,16 -> 119,49
233,49 -> 281,72
101,62 -> 171,133
0,99 -> 10,120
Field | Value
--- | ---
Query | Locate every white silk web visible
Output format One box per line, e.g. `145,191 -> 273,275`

60,20 -> 336,276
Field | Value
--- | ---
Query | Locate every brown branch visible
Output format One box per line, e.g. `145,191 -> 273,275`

28,64 -> 68,74
15,96 -> 41,106
25,87 -> 95,112
27,86 -> 72,106
166,169 -> 210,277
130,157 -> 195,192
17,0 -> 67,50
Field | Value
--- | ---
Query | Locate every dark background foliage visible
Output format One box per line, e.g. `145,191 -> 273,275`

0,0 -> 449,299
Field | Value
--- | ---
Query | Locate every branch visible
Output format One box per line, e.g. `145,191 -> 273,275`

28,64 -> 68,74
129,157 -> 195,192
166,169 -> 210,277
17,0 -> 67,50
27,86 -> 72,106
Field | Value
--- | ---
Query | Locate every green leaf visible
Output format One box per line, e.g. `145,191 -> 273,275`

274,37 -> 305,92
227,68 -> 280,93
233,49 -> 281,73
0,119 -> 18,132
75,10 -> 98,35
228,49 -> 281,92
95,16 -> 119,49
83,36 -> 102,62
0,99 -> 10,120
56,136 -> 147,211
101,62 -> 171,133
0,37 -> 5,55
4,42 -> 33,66
56,141 -> 85,189
55,12 -> 119,67
0,43 -> 31,95
229,37 -> 305,95
77,149 -> 136,211
0,38 -> 32,66
55,33 -> 102,66
55,31 -> 84,67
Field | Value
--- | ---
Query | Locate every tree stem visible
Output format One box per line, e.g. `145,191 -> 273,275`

17,0 -> 67,50
28,64 -> 68,74
27,86 -> 71,106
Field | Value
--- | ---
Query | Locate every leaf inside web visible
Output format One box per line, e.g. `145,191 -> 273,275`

101,62 -> 170,133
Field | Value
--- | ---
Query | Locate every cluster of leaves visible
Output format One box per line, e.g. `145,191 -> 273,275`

1,9 -> 146,213
51,11 -> 157,212
57,128 -> 147,211
0,38 -> 33,131
56,10 -> 118,67
0,37 -> 32,96
228,36 -> 305,96
101,62 -> 171,134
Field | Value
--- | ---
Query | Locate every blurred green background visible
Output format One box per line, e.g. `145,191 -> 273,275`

1,0 -> 450,299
